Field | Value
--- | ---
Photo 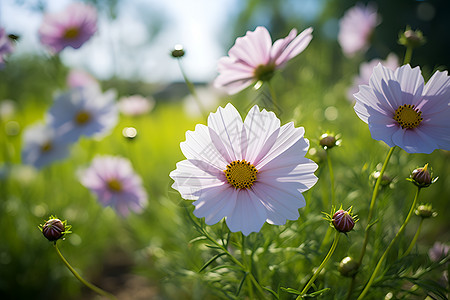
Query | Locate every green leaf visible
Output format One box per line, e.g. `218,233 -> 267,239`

235,272 -> 247,296
280,287 -> 301,295
199,252 -> 227,272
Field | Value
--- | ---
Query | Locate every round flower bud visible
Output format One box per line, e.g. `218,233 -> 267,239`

171,44 -> 185,58
398,27 -> 426,48
338,256 -> 359,277
415,203 -> 437,219
42,218 -> 65,241
371,171 -> 392,187
319,133 -> 340,150
409,164 -> 436,188
332,209 -> 356,233
122,126 -> 137,140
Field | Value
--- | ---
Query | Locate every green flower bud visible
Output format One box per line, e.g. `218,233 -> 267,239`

171,44 -> 185,58
398,26 -> 426,48
415,203 -> 437,219
319,133 -> 341,150
408,164 -> 437,188
338,256 -> 359,277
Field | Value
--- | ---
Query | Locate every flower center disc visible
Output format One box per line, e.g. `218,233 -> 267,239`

224,160 -> 258,189
64,27 -> 80,40
41,141 -> 53,152
253,64 -> 276,82
107,179 -> 122,192
75,110 -> 91,125
393,104 -> 423,129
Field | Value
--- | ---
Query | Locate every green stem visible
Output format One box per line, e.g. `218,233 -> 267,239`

402,217 -> 424,257
326,150 -> 336,208
357,146 -> 396,267
54,243 -> 116,300
356,187 -> 421,300
346,146 -> 396,299
267,81 -> 279,114
177,59 -> 207,118
403,46 -> 413,65
298,231 -> 341,298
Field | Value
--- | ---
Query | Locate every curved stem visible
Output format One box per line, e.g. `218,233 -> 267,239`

347,146 -> 396,299
298,231 -> 341,298
54,243 -> 116,300
326,150 -> 336,208
177,59 -> 207,118
356,187 -> 421,300
402,217 -> 424,257
357,146 -> 396,266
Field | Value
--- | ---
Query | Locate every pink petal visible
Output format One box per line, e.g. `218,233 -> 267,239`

274,27 -> 313,67
193,185 -> 236,225
394,64 -> 424,105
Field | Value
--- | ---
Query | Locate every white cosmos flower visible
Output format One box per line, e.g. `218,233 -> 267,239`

170,103 -> 318,236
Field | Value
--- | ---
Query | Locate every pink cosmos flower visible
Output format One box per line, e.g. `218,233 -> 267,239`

338,3 -> 380,57
429,242 -> 450,262
170,103 -> 318,235
354,64 -> 450,154
0,28 -> 14,66
118,95 -> 155,117
347,53 -> 399,101
214,26 -> 313,95
38,3 -> 97,53
67,69 -> 100,90
78,155 -> 148,217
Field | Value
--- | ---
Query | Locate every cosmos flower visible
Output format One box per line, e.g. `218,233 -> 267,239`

21,123 -> 71,169
47,86 -> 118,143
66,69 -> 100,90
354,64 -> 450,154
0,28 -> 14,66
170,103 -> 318,235
118,95 -> 155,117
347,53 -> 399,101
78,155 -> 148,217
338,3 -> 380,57
214,26 -> 313,95
429,242 -> 450,262
38,2 -> 97,53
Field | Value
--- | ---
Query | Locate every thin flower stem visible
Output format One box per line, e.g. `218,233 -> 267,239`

346,146 -> 396,299
326,150 -> 336,208
177,59 -> 207,118
402,217 -> 424,257
403,46 -> 413,65
267,81 -> 279,114
54,243 -> 117,300
357,146 -> 396,266
297,231 -> 341,299
356,187 -> 421,300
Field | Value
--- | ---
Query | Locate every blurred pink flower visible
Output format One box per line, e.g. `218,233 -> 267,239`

429,242 -> 450,262
0,28 -> 14,66
347,53 -> 399,101
214,26 -> 313,95
338,3 -> 380,57
67,69 -> 100,90
38,3 -> 97,53
78,155 -> 148,217
170,103 -> 318,235
118,95 -> 155,116
354,64 -> 450,153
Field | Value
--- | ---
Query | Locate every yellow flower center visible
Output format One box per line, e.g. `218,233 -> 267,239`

224,160 -> 258,189
41,141 -> 52,152
63,27 -> 80,40
75,110 -> 91,125
393,104 -> 423,129
107,179 -> 122,192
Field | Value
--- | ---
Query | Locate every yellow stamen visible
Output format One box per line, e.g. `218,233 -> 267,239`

224,159 -> 258,189
107,179 -> 122,192
75,110 -> 91,125
63,27 -> 80,39
393,104 -> 423,129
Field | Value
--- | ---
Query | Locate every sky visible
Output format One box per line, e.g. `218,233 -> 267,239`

1,0 -> 238,83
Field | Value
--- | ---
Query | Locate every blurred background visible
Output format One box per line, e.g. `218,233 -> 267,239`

1,0 -> 449,299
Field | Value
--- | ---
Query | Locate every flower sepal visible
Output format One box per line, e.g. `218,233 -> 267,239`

323,206 -> 358,234
39,215 -> 72,243
406,163 -> 438,188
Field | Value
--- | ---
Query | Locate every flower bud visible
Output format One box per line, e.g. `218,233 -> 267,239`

409,163 -> 437,188
171,44 -> 185,58
338,256 -> 359,277
319,133 -> 340,150
122,126 -> 137,140
415,203 -> 437,219
42,218 -> 65,241
371,171 -> 392,187
332,209 -> 356,233
398,27 -> 426,48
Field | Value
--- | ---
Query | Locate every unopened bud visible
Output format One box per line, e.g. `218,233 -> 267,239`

415,203 -> 437,219
398,27 -> 426,48
42,218 -> 65,241
319,133 -> 340,150
171,44 -> 185,58
332,209 -> 356,233
338,256 -> 359,277
408,164 -> 437,188
371,171 -> 392,187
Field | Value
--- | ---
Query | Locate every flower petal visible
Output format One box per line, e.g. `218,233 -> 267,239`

394,64 -> 424,105
193,184 -> 236,225
274,27 -> 313,67
229,26 -> 272,67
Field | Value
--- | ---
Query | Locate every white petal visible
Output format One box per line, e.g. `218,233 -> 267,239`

193,184 -> 236,225
226,189 -> 267,235
207,103 -> 244,161
243,105 -> 281,163
369,63 -> 402,110
392,128 -> 437,154
394,64 -> 424,105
